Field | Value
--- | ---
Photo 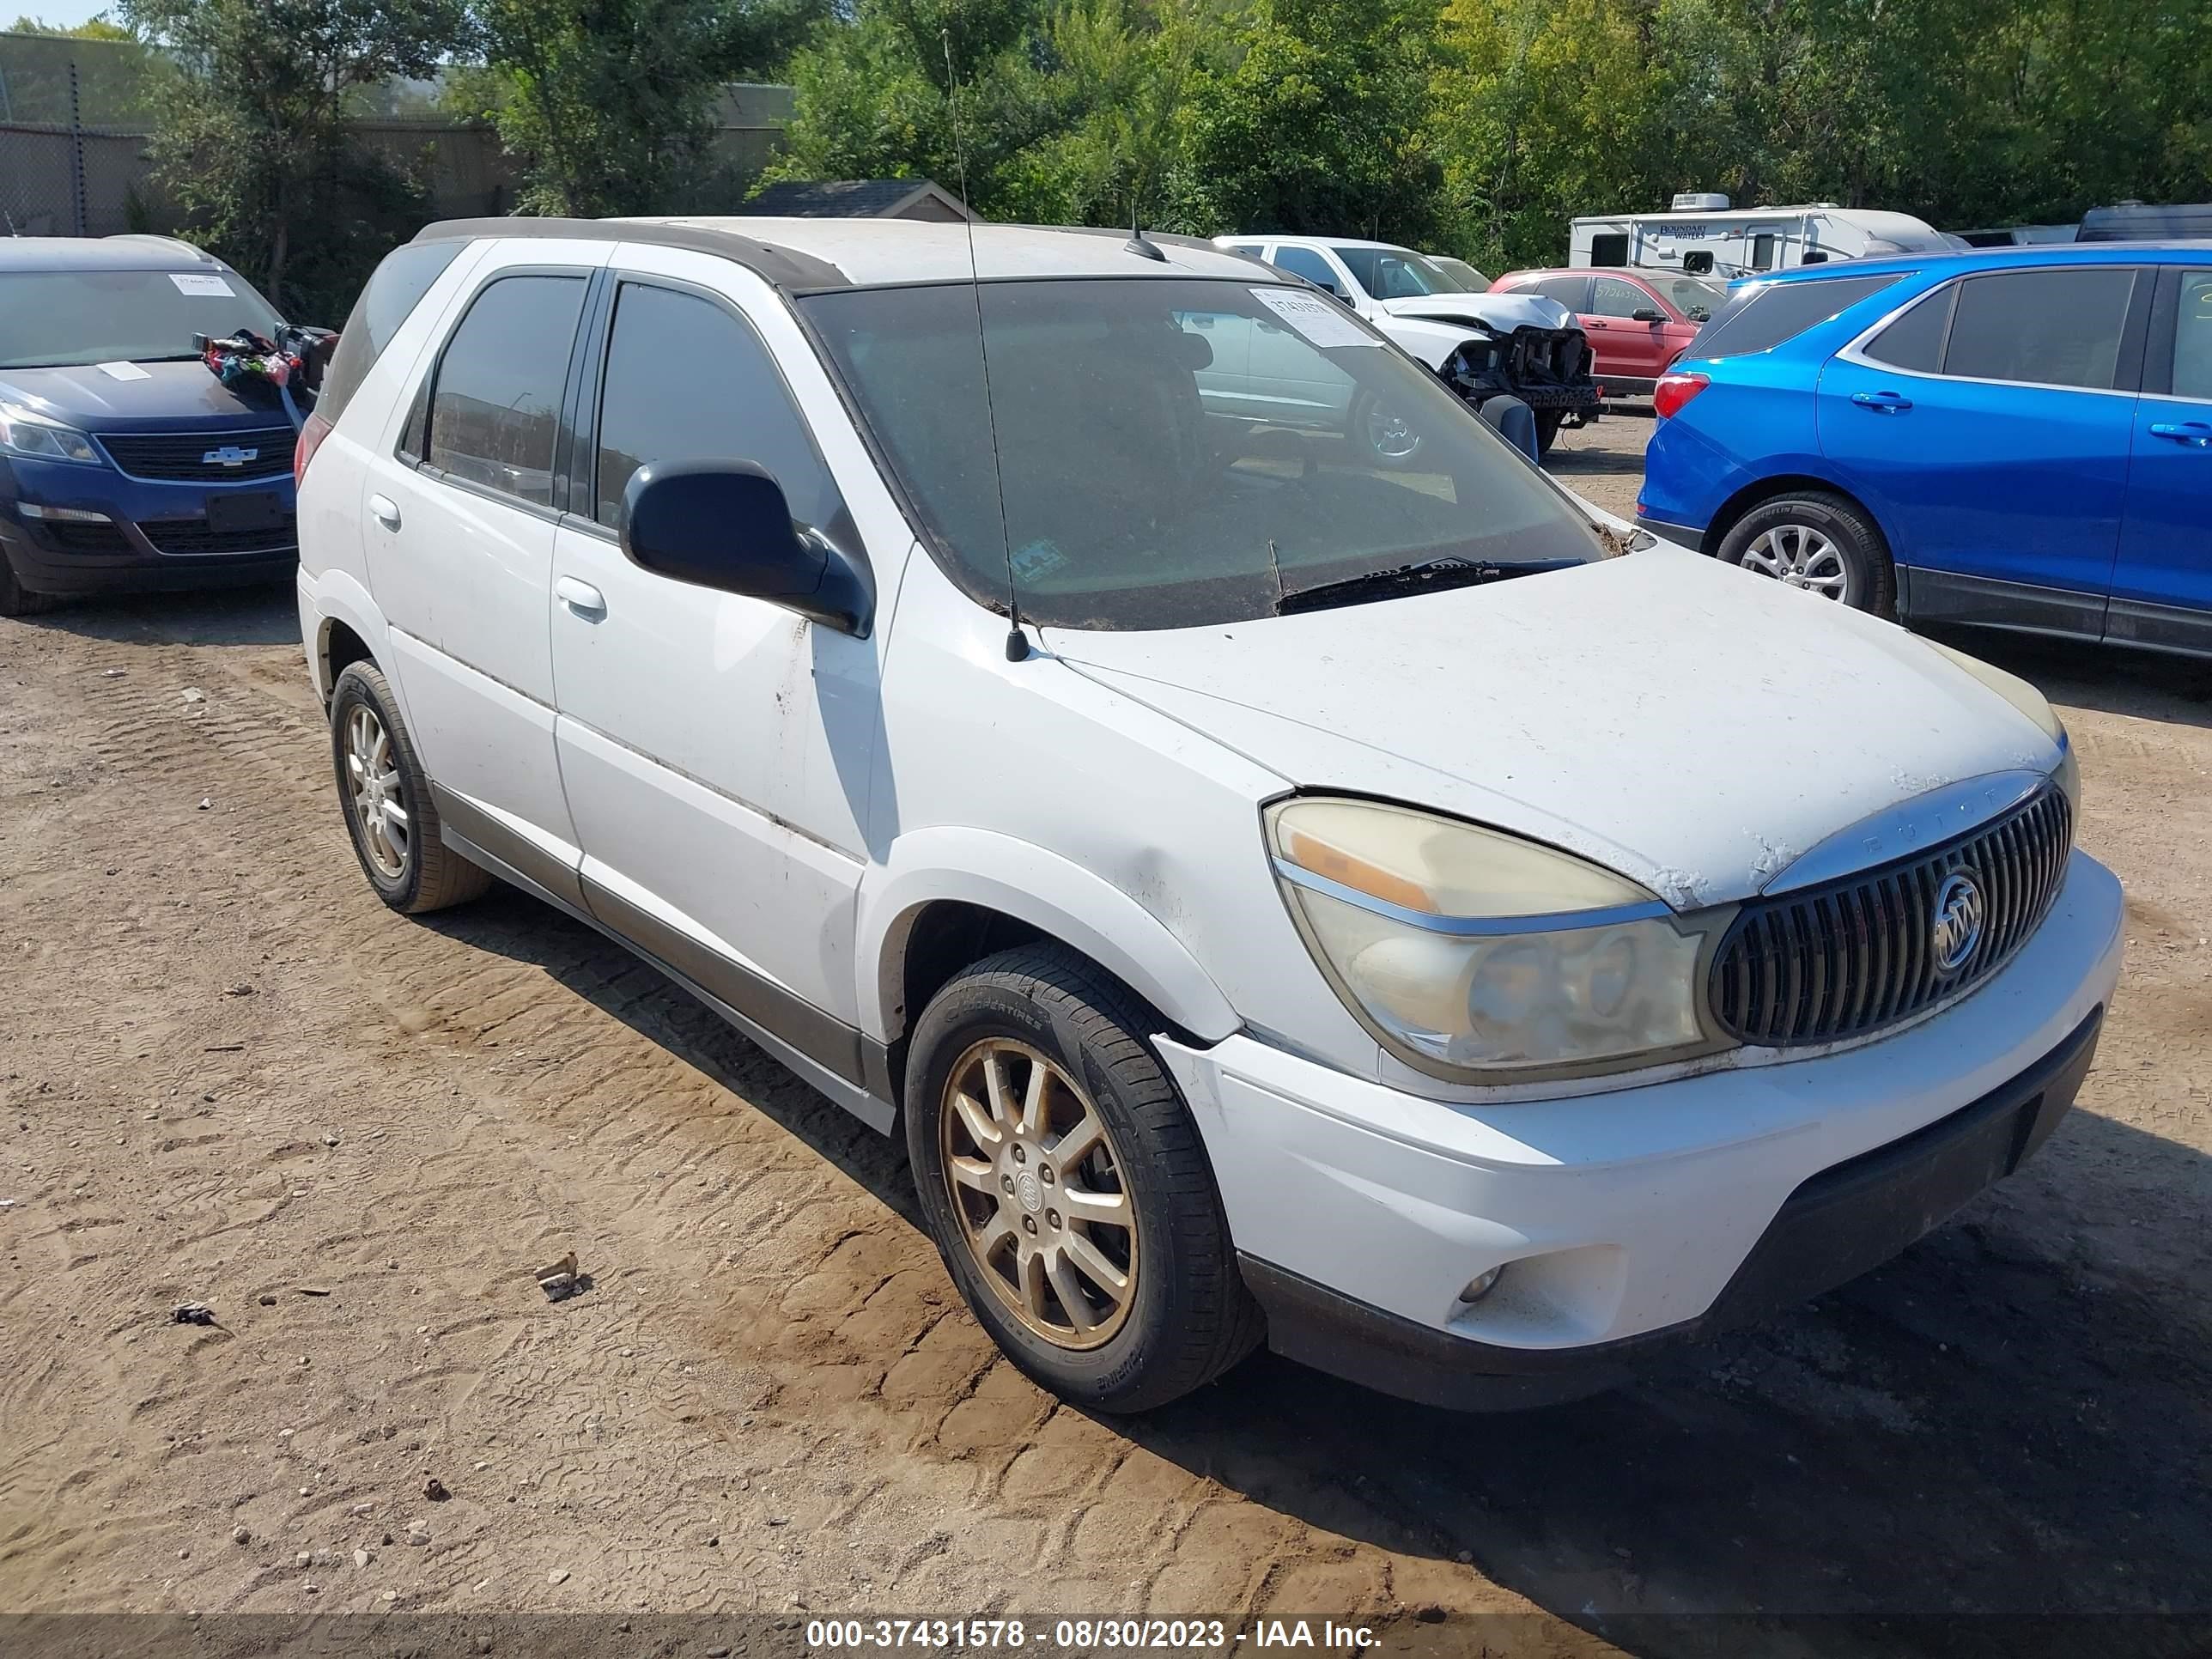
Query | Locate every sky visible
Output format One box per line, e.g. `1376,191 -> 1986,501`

9,0 -> 118,28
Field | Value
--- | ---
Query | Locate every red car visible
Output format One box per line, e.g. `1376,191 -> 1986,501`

1491,267 -> 1729,399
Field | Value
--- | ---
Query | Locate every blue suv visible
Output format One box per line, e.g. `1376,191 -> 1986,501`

1638,244 -> 2212,658
0,236 -> 305,616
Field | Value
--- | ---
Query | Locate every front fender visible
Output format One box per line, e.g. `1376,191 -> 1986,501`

858,826 -> 1241,1046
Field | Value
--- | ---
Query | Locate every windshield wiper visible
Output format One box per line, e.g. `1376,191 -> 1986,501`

1276,555 -> 1577,615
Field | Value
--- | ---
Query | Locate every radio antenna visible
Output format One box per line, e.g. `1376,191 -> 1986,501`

943,31 -> 1028,663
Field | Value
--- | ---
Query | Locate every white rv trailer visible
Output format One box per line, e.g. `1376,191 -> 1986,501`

1569,193 -> 1952,276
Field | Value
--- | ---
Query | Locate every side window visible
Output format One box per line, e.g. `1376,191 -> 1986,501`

2169,270 -> 2212,400
594,282 -> 842,535
1942,268 -> 2136,390
1863,285 -> 1955,372
1590,277 -> 1650,318
1225,242 -> 1267,257
1750,233 -> 1777,270
424,273 -> 586,509
1270,246 -> 1343,295
1690,275 -> 1899,359
1534,276 -> 1589,309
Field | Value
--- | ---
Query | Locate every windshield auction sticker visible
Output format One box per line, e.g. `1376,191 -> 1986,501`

1250,286 -> 1380,348
168,273 -> 235,297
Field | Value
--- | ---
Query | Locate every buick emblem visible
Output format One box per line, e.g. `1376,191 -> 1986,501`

202,444 -> 258,466
1930,872 -> 1985,975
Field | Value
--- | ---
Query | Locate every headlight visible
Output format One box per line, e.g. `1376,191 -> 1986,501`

0,400 -> 102,465
1928,641 -> 2077,812
1265,798 -> 1732,1081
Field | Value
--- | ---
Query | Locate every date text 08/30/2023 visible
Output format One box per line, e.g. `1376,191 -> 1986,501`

805,1618 -> 1377,1650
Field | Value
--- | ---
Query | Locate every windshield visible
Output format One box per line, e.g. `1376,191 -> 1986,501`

802,277 -> 1598,630
0,269 -> 284,370
1650,275 -> 1728,319
1331,246 -> 1480,299
1428,256 -> 1492,293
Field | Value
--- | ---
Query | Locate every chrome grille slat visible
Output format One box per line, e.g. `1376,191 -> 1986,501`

1711,785 -> 2073,1047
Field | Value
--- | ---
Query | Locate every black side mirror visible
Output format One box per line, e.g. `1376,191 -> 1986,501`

622,460 -> 872,636
1631,307 -> 1664,323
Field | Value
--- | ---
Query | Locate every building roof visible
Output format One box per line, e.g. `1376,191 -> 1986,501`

415,215 -> 1273,292
738,179 -> 973,222
0,234 -> 223,272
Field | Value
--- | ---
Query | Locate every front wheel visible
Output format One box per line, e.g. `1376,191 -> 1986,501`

0,555 -> 56,617
1348,391 -> 1425,469
904,945 -> 1261,1413
1534,409 -> 1567,458
1716,490 -> 1897,617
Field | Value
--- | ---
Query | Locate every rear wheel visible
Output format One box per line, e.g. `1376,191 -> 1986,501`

1349,391 -> 1424,469
329,660 -> 492,915
904,945 -> 1261,1413
1717,490 -> 1896,617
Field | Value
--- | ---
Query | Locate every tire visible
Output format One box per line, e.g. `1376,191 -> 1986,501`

329,660 -> 493,915
904,944 -> 1262,1413
1534,409 -> 1566,458
1348,391 -> 1424,470
1717,489 -> 1897,617
0,554 -> 56,617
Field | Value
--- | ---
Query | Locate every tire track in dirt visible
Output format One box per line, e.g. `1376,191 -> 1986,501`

6,573 -> 2212,1648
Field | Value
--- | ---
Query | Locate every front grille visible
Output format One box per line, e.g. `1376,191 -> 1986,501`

1711,785 -> 2073,1047
40,519 -> 134,554
99,427 -> 295,483
138,514 -> 297,556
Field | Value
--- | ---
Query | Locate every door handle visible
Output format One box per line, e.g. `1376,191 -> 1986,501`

2148,421 -> 2212,447
555,575 -> 606,616
1850,390 -> 1913,413
368,493 -> 401,530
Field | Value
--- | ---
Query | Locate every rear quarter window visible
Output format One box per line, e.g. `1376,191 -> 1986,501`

318,240 -> 467,425
1689,274 -> 1900,359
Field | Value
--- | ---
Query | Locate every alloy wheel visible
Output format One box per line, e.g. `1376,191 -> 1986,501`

1740,522 -> 1854,603
344,704 -> 410,878
937,1037 -> 1138,1350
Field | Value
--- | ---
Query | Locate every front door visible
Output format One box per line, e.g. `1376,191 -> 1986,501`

1585,274 -> 1669,388
1818,264 -> 2147,616
2110,265 -> 2212,653
547,249 -> 888,1092
364,249 -> 604,881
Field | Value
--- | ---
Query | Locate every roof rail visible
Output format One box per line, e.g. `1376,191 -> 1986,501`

105,234 -> 216,264
410,216 -> 852,292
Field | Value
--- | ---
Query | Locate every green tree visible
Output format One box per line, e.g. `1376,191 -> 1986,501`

455,0 -> 825,216
1177,0 -> 1446,241
122,0 -> 467,318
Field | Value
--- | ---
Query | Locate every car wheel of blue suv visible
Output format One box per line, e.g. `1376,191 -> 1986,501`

0,554 -> 57,617
1717,490 -> 1896,619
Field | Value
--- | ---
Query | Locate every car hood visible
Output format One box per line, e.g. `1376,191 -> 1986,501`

0,362 -> 286,430
1375,292 -> 1577,333
1041,549 -> 2063,910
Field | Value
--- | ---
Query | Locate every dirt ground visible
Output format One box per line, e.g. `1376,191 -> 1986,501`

3,417 -> 2209,1656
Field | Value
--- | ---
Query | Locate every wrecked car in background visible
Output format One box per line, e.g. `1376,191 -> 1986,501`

1213,234 -> 1602,456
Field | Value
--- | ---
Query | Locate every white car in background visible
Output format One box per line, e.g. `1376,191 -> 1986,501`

295,216 -> 2119,1414
1214,234 -> 1604,453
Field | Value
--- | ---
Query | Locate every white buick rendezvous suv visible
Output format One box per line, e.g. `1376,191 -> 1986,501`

295,216 -> 2121,1411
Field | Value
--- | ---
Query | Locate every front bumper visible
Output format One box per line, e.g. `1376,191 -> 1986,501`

2,456 -> 297,598
1158,850 -> 2124,1407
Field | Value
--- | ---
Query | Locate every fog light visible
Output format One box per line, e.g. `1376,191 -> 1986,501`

1458,1265 -> 1504,1304
18,502 -> 112,523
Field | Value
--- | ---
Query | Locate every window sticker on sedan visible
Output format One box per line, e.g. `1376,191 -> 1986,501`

1250,286 -> 1378,349
168,273 -> 235,297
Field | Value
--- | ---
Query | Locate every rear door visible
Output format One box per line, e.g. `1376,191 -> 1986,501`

364,245 -> 606,880
2109,264 -> 2212,653
1817,264 -> 2149,624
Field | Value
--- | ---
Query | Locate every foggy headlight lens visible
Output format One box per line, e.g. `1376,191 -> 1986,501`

0,400 -> 101,465
1267,798 -> 1726,1079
